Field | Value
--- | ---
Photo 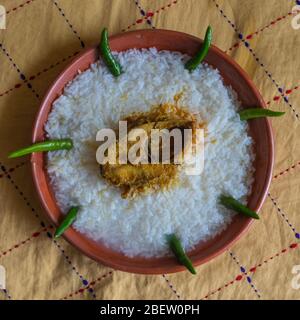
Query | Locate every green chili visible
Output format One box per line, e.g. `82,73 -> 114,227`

239,108 -> 285,121
185,26 -> 213,72
100,28 -> 122,77
54,207 -> 80,239
8,139 -> 73,159
220,195 -> 259,220
166,234 -> 196,275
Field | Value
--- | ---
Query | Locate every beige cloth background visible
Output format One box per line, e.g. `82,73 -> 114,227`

0,0 -> 300,300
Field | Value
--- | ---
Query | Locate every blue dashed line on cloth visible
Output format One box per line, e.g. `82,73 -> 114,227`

0,163 -> 96,299
52,237 -> 97,299
0,44 -> 40,99
134,0 -> 155,29
52,0 -> 85,48
229,252 -> 261,298
212,0 -> 300,119
268,193 -> 300,239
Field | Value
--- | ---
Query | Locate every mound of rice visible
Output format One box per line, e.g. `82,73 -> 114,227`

45,48 -> 254,257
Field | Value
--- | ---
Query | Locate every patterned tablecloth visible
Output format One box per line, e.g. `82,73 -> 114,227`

0,0 -> 300,300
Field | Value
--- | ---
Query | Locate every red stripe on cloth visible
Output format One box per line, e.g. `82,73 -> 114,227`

60,271 -> 113,300
0,51 -> 80,98
6,0 -> 37,15
201,242 -> 299,299
0,162 -> 26,179
273,161 -> 300,180
122,0 -> 179,32
0,226 -> 53,258
226,11 -> 298,53
0,162 -> 96,299
266,85 -> 300,105
201,277 -> 241,300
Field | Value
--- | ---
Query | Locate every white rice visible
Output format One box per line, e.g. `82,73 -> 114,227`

45,48 -> 254,257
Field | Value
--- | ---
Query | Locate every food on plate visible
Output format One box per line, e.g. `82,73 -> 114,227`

45,47 -> 255,259
8,26 -> 281,273
100,103 -> 204,198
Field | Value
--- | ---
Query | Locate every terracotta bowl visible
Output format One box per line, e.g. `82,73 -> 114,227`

31,29 -> 274,274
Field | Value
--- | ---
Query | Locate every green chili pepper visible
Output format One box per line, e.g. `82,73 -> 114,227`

239,108 -> 285,121
8,139 -> 73,159
54,207 -> 80,239
166,234 -> 196,275
185,26 -> 213,72
220,195 -> 259,220
100,28 -> 122,77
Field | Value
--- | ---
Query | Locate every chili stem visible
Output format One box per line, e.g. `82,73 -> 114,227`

166,234 -> 196,274
8,139 -> 73,159
220,195 -> 259,220
54,207 -> 80,239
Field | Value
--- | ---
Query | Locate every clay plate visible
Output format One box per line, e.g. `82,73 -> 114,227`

31,29 -> 274,274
